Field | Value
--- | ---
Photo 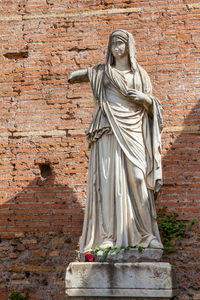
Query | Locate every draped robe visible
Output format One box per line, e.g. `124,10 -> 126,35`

80,63 -> 163,252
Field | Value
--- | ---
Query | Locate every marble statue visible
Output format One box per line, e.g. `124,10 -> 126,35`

68,29 -> 163,253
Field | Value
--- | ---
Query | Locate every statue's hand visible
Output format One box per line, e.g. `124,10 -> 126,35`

68,69 -> 89,84
68,74 -> 73,83
127,89 -> 152,106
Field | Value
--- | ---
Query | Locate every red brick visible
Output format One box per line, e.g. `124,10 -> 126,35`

0,0 -> 199,299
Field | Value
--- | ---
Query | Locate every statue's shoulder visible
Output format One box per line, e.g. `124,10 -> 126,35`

137,64 -> 152,88
91,63 -> 105,72
88,64 -> 105,80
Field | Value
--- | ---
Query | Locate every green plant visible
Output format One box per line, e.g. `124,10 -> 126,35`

87,206 -> 197,260
10,291 -> 29,300
157,205 -> 197,248
90,244 -> 145,260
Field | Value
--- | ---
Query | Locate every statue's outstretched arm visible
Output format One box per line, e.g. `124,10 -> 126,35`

68,69 -> 89,84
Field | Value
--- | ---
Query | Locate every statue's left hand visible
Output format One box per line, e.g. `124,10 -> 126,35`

127,89 -> 152,106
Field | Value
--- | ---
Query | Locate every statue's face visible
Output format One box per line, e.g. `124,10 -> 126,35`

111,37 -> 128,59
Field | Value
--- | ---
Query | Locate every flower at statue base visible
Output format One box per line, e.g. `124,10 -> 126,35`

85,253 -> 95,262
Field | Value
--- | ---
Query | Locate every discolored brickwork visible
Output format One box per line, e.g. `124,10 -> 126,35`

0,1 -> 199,299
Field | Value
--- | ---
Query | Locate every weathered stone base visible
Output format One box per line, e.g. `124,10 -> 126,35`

65,298 -> 173,300
65,262 -> 177,299
65,297 -> 174,300
80,249 -> 163,263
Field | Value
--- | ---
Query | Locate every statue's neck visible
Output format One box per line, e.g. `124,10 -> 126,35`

113,55 -> 131,72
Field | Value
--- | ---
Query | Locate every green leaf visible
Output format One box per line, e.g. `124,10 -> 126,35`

115,247 -> 122,254
102,248 -> 110,260
10,291 -> 28,300
188,219 -> 197,230
24,291 -> 29,300
125,246 -> 131,250
110,248 -> 115,254
94,245 -> 100,252
137,246 -> 144,252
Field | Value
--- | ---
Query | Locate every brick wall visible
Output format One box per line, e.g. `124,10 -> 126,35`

0,1 -> 199,299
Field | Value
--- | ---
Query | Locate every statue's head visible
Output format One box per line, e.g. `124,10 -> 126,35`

106,29 -> 137,71
110,31 -> 129,60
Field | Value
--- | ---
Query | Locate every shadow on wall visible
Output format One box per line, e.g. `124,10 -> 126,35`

0,162 -> 84,299
160,99 -> 200,299
161,100 -> 200,218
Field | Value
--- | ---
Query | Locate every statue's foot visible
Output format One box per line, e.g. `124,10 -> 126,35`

149,239 -> 163,248
99,240 -> 113,249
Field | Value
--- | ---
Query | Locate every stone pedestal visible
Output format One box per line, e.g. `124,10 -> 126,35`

80,249 -> 163,263
65,262 -> 177,299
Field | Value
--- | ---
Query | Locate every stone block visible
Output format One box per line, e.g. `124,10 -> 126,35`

65,262 -> 177,299
80,249 -> 163,263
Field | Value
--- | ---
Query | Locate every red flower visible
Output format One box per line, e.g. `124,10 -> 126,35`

85,253 -> 95,262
